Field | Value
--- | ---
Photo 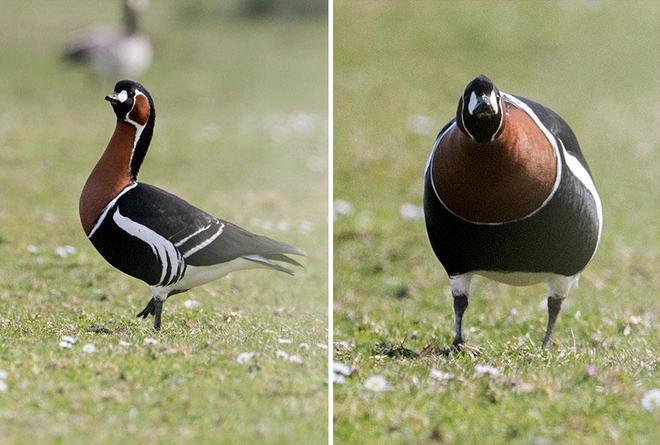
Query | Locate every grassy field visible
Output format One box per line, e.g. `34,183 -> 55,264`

0,1 -> 327,444
334,1 -> 659,444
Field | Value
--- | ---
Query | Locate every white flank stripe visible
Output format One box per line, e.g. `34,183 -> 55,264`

558,138 -> 603,251
182,222 -> 225,258
88,182 -> 138,238
113,208 -> 181,285
174,223 -> 212,247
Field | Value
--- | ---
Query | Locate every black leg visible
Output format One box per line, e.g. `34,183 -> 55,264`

136,298 -> 155,319
153,300 -> 163,331
542,295 -> 564,349
452,294 -> 469,349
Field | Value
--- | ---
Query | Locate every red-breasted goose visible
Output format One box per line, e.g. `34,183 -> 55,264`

80,80 -> 304,330
423,75 -> 602,349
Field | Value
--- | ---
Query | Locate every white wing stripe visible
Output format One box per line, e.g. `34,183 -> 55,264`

182,222 -> 225,258
113,208 -> 182,285
174,223 -> 212,247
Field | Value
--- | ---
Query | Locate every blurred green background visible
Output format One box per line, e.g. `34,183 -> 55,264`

0,1 -> 327,444
334,1 -> 659,444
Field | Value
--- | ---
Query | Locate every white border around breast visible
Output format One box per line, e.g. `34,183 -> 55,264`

426,93 -> 563,226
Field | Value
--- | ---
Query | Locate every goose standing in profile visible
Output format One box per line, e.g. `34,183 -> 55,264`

79,80 -> 304,330
64,0 -> 152,79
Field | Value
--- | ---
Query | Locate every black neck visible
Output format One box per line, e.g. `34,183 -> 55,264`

129,104 -> 155,180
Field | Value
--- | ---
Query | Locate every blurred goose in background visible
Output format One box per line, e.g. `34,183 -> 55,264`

63,0 -> 152,79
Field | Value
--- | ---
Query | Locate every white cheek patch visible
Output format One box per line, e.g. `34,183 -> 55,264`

117,90 -> 128,103
467,91 -> 478,115
490,91 -> 499,114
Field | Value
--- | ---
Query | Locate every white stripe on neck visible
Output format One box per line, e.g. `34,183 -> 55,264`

124,90 -> 148,177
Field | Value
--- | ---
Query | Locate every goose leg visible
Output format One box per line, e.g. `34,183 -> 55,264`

449,274 -> 472,350
542,275 -> 578,349
542,295 -> 564,349
136,298 -> 155,319
452,294 -> 469,348
153,299 -> 163,331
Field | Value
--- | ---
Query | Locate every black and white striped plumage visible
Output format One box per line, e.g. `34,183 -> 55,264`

80,80 -> 303,330
423,76 -> 602,349
89,182 -> 303,291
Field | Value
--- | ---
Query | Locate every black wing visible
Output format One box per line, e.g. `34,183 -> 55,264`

118,183 -> 304,272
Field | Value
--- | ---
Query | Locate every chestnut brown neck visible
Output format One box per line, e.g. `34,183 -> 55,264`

432,103 -> 557,223
79,121 -> 136,235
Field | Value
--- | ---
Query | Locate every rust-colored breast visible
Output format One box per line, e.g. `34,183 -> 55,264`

432,104 -> 557,223
79,121 -> 136,235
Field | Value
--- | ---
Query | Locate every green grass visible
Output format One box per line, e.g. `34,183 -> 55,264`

333,1 -> 659,444
0,1 -> 327,444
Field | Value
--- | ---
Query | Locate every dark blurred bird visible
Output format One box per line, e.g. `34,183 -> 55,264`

79,80 -> 304,330
424,75 -> 602,349
64,0 -> 152,79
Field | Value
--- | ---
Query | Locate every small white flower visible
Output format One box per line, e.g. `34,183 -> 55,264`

298,342 -> 309,350
333,199 -> 354,218
430,368 -> 454,382
276,350 -> 289,360
406,115 -> 435,135
119,340 -> 131,348
288,355 -> 303,364
333,362 -> 353,377
43,213 -> 57,224
0,380 -> 7,392
261,220 -> 274,231
641,388 -> 660,411
236,352 -> 255,365
475,364 -> 500,377
0,369 -> 8,380
81,343 -> 97,354
399,203 -> 424,220
364,375 -> 391,392
55,245 -> 77,258
59,341 -> 73,349
26,245 -> 39,254
316,343 -> 328,350
61,335 -> 77,345
278,338 -> 292,344
623,325 -> 631,336
298,220 -> 313,234
183,300 -> 202,310
143,337 -> 158,345
333,374 -> 346,384
628,315 -> 642,325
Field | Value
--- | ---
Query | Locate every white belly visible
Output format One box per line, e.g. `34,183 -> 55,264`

474,270 -> 557,286
172,258 -> 263,291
